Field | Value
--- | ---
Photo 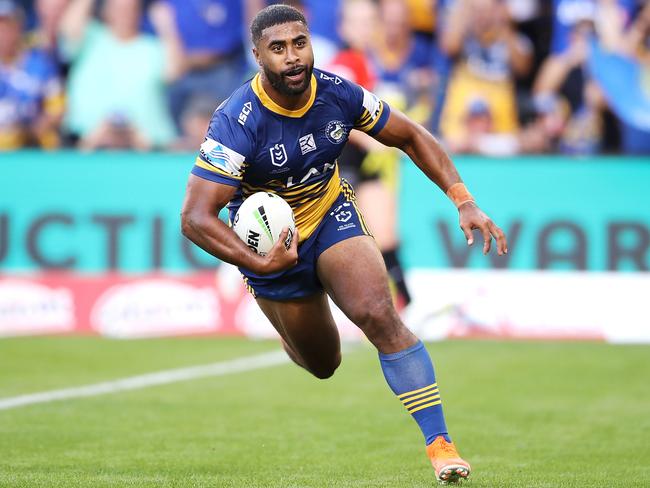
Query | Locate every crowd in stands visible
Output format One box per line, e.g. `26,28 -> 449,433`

2,0 -> 650,154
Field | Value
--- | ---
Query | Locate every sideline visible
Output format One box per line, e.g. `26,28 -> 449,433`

0,349 -> 290,411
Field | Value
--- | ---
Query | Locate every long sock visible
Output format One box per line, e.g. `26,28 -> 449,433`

382,248 -> 411,305
379,340 -> 449,445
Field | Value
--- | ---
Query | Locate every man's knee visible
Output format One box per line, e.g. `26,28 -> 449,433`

307,351 -> 342,380
350,296 -> 397,334
350,297 -> 413,349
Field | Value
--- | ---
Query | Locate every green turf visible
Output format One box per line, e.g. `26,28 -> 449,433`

0,338 -> 648,487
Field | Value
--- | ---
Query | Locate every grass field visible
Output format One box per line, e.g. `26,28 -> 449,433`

0,337 -> 648,487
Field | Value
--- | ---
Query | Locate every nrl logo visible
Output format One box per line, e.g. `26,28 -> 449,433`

269,143 -> 288,167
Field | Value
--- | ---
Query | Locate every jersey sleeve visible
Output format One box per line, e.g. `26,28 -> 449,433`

191,110 -> 252,187
341,79 -> 391,136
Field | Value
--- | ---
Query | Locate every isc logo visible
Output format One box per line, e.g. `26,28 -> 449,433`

238,102 -> 252,126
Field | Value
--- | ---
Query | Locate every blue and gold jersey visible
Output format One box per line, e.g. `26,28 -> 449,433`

191,68 -> 391,241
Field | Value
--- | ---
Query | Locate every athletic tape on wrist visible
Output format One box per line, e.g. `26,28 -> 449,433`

446,183 -> 475,208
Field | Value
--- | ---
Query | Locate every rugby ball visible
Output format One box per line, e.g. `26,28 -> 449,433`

232,192 -> 295,256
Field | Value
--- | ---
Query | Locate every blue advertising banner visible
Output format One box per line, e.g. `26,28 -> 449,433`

1,152 -> 649,272
399,156 -> 650,271
0,151 -> 215,273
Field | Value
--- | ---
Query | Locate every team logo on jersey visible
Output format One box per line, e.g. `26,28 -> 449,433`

332,203 -> 353,223
325,120 -> 346,144
269,143 -> 288,167
298,133 -> 317,155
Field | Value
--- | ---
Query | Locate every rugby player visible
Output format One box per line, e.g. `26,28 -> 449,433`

181,4 -> 507,484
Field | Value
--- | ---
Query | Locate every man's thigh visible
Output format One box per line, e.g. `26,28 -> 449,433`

256,292 -> 341,368
316,235 -> 396,320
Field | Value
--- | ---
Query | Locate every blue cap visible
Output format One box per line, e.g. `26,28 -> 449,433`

467,98 -> 490,117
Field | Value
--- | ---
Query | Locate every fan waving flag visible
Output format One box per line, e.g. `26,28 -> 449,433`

589,40 -> 650,131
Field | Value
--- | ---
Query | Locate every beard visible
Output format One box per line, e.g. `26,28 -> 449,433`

263,63 -> 313,97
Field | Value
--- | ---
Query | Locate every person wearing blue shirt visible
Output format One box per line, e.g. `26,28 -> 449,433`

551,0 -> 637,54
181,5 -> 507,483
165,0 -> 261,128
0,0 -> 64,149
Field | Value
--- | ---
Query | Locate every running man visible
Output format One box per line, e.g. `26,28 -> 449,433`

181,4 -> 507,484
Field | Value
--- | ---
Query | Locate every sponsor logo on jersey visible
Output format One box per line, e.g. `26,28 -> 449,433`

199,138 -> 245,176
200,140 -> 229,169
286,161 -> 336,188
319,72 -> 342,85
238,101 -> 252,126
269,143 -> 288,167
325,120 -> 346,144
298,133 -> 317,155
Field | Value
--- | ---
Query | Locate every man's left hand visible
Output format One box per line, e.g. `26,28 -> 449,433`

458,202 -> 508,255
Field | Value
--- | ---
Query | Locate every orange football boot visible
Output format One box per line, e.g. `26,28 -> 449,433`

426,436 -> 471,484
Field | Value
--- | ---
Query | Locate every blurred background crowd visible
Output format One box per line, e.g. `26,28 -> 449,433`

2,0 -> 650,155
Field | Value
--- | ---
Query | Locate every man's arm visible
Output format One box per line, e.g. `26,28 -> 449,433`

180,175 -> 298,274
373,109 -> 508,255
59,0 -> 94,43
149,1 -> 186,82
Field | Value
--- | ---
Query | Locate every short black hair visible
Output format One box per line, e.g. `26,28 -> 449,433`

250,4 -> 308,45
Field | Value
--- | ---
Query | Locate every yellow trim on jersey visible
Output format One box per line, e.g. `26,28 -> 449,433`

408,399 -> 442,414
397,383 -> 438,399
240,165 -> 341,243
340,179 -> 372,236
292,168 -> 340,241
251,73 -> 317,118
242,276 -> 256,297
356,102 -> 385,133
195,156 -> 243,181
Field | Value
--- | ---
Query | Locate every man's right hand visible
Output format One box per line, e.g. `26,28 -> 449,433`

254,227 -> 299,275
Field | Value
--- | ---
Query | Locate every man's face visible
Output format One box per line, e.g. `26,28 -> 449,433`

340,0 -> 377,50
254,21 -> 314,97
36,0 -> 69,31
103,0 -> 141,37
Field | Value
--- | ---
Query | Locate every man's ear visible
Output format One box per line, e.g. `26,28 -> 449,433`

252,47 -> 261,67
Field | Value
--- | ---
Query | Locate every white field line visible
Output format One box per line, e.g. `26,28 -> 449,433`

0,349 -> 290,411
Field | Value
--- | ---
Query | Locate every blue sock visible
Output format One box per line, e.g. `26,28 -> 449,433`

379,340 -> 450,445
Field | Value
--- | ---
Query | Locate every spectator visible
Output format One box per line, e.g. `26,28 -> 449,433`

534,13 -> 605,154
0,0 -> 64,150
447,97 -> 520,155
27,0 -> 70,61
518,93 -> 570,153
329,0 -> 412,307
328,0 -> 376,89
370,0 -> 435,123
59,0 -> 180,150
588,1 -> 650,153
301,0 -> 342,67
550,0 -> 636,55
405,0 -> 436,38
439,0 -> 532,147
164,0 -> 265,130
168,94 -> 214,152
